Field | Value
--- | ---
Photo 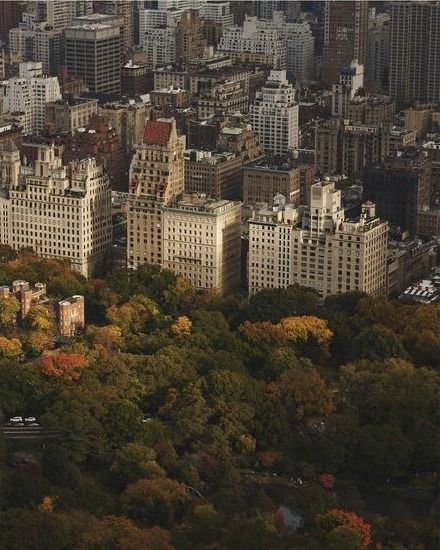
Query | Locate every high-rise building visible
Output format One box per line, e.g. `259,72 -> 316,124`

218,16 -> 287,69
99,99 -> 153,154
248,182 -> 388,299
0,141 -> 112,277
200,1 -> 234,28
36,0 -> 77,30
143,21 -> 177,69
367,10 -> 390,93
389,1 -> 440,104
250,70 -> 299,156
64,114 -> 128,191
45,97 -> 99,133
286,21 -> 315,83
128,119 -> 185,268
363,147 -> 431,235
321,0 -> 368,86
184,150 -> 242,200
243,155 -> 300,206
93,1 -> 134,50
9,24 -> 63,76
0,1 -> 26,45
65,14 -> 123,96
0,62 -> 61,135
176,9 -> 207,65
162,193 -> 241,295
332,60 -> 364,118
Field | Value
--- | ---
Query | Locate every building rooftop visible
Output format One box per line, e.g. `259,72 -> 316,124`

143,121 -> 172,145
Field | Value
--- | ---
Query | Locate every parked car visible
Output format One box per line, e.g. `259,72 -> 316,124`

9,416 -> 24,426
24,417 -> 39,426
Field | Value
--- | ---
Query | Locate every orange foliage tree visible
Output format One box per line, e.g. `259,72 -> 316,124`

39,353 -> 89,381
317,509 -> 372,548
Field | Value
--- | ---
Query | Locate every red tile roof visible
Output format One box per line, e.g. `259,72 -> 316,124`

143,121 -> 172,145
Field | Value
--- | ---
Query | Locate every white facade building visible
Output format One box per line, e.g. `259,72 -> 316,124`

200,1 -> 234,27
162,193 -> 241,295
248,181 -> 388,299
0,62 -> 61,135
219,12 -> 315,80
250,70 -> 299,156
332,59 -> 365,118
143,24 -> 177,69
0,140 -> 112,277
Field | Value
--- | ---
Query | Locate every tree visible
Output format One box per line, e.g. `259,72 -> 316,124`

272,366 -> 334,419
0,337 -> 22,359
38,353 -> 89,381
235,284 -> 319,325
0,297 -> 19,330
84,324 -> 123,353
170,315 -> 192,337
24,305 -> 55,332
122,478 -> 187,527
316,509 -> 372,549
121,526 -> 174,550
111,443 -> 166,485
106,295 -> 161,335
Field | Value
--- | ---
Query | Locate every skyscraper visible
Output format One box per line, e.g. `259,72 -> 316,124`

250,70 -> 299,156
94,1 -> 134,50
389,1 -> 440,104
128,119 -> 185,268
65,14 -> 123,96
321,0 -> 368,86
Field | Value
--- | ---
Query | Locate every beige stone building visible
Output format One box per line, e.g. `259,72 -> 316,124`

0,139 -> 112,277
59,295 -> 85,337
243,156 -> 300,206
45,97 -> 98,132
162,194 -> 241,295
248,182 -> 388,299
128,119 -> 185,268
184,150 -> 242,200
99,100 -> 152,154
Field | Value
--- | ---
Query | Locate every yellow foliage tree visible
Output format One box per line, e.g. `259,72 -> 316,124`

170,316 -> 192,337
0,336 -> 22,358
240,316 -> 333,347
38,496 -> 55,513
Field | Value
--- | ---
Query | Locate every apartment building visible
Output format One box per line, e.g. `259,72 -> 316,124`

321,0 -> 369,86
9,26 -> 62,76
219,16 -> 287,70
197,79 -> 248,119
0,140 -> 112,277
250,70 -> 299,156
332,60 -> 364,119
389,1 -> 440,104
363,147 -> 431,235
45,97 -> 98,132
243,155 -> 300,206
127,119 -> 185,268
0,62 -> 61,135
99,99 -> 152,154
248,181 -> 388,299
162,193 -> 241,295
184,150 -> 242,200
94,0 -> 134,51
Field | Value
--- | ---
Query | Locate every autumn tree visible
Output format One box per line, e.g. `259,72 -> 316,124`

0,297 -> 19,330
111,443 -> 166,486
122,477 -> 187,527
39,353 -> 89,381
316,509 -> 372,549
170,315 -> 192,337
0,337 -> 22,359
